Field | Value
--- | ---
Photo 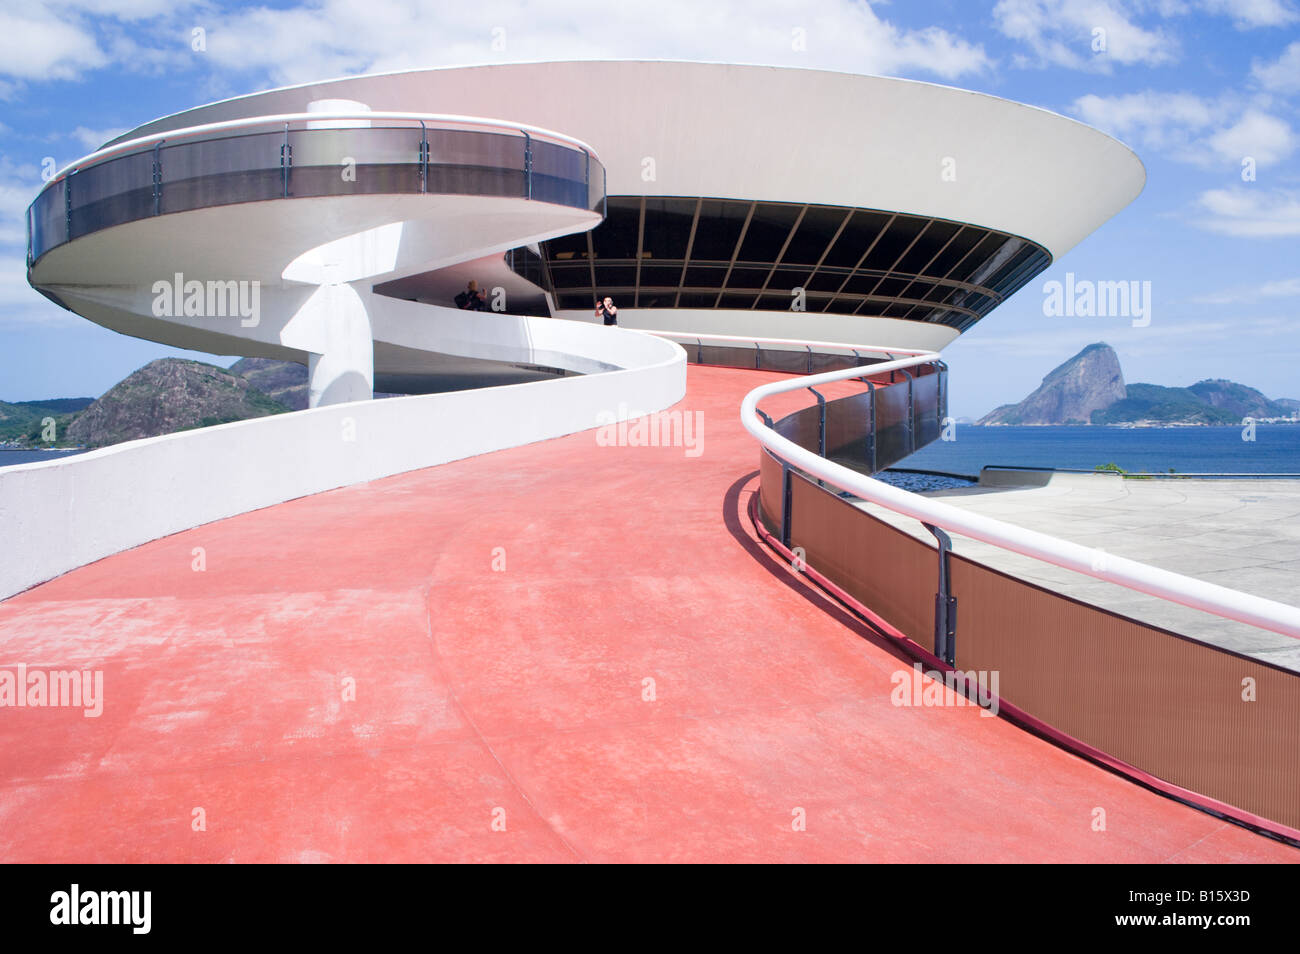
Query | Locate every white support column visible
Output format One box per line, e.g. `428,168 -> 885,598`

304,280 -> 374,407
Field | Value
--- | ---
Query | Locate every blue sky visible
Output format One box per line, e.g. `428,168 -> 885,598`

1,0 -> 1297,418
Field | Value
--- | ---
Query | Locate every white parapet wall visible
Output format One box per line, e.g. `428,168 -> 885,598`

0,320 -> 684,601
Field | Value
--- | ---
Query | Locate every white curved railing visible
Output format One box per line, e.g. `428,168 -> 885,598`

712,336 -> 1300,640
653,330 -> 933,359
39,110 -> 601,189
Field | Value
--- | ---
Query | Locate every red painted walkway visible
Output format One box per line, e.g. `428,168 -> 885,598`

0,365 -> 1294,862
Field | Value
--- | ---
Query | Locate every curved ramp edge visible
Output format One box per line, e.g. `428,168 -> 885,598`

0,319 -> 684,601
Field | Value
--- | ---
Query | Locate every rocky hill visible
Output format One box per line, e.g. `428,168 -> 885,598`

65,358 -> 291,448
1187,379 -> 1295,420
229,357 -> 309,410
981,343 -> 1298,426
0,397 -> 94,444
1091,384 -> 1237,425
980,343 -> 1126,425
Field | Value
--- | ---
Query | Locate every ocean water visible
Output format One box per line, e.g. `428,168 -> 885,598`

5,426 -> 1300,477
0,449 -> 88,469
901,424 -> 1300,477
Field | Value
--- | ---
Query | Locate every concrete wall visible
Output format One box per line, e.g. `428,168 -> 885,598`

0,322 -> 684,601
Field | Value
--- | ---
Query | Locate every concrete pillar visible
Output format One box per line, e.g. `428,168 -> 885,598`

305,281 -> 374,407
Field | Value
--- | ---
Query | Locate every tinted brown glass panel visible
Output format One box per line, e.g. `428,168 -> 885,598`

759,448 -> 784,536
736,202 -> 801,262
641,197 -> 696,260
872,379 -> 913,470
590,198 -> 639,259
788,472 -> 937,645
782,205 -> 850,264
821,210 -> 893,268
949,555 -> 1300,831
824,390 -> 874,468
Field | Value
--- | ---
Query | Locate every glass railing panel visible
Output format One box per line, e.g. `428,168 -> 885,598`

787,470 -> 937,644
773,403 -> 822,450
30,178 -> 68,260
286,125 -> 423,196
823,390 -> 874,467
530,138 -> 588,208
66,151 -> 155,240
872,379 -> 912,469
29,121 -> 603,263
158,131 -> 285,213
950,552 -> 1300,831
913,369 -> 940,447
757,348 -> 811,373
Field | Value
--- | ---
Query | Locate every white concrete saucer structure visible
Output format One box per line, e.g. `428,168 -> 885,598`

15,60 -> 1143,598
58,60 -> 1146,358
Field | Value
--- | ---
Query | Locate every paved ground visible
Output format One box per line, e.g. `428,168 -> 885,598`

859,475 -> 1300,671
0,366 -> 1294,862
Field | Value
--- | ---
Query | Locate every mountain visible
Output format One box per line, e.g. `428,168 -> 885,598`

980,343 -> 1299,426
229,357 -> 309,410
980,343 -> 1126,425
65,358 -> 291,448
1187,379 -> 1295,420
0,398 -> 95,444
1091,384 -> 1237,426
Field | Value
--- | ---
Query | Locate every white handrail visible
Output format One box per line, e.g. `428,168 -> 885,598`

653,330 -> 933,357
732,342 -> 1300,640
37,111 -> 601,191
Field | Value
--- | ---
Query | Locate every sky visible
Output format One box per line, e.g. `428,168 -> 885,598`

0,0 -> 1298,418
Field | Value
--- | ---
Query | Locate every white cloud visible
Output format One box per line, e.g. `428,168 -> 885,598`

1253,41 -> 1300,93
1194,187 -> 1300,237
994,0 -> 1177,71
70,126 -> 131,151
0,8 -> 107,81
47,0 -> 203,20
0,257 -> 81,327
1260,277 -> 1300,296
1072,92 -> 1295,168
1207,109 -> 1297,165
1191,277 -> 1300,303
1198,0 -> 1299,28
194,0 -> 990,87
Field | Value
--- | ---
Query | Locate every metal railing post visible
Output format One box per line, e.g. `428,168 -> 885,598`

938,361 -> 949,424
867,381 -> 877,473
419,121 -> 428,194
64,170 -> 74,240
151,141 -> 163,215
780,462 -> 793,548
280,123 -> 291,198
754,342 -> 761,370
903,369 -> 915,458
923,524 -> 957,665
807,386 -> 826,458
524,131 -> 533,199
696,338 -> 703,364
806,345 -> 813,374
